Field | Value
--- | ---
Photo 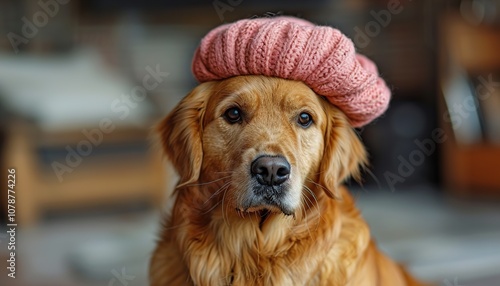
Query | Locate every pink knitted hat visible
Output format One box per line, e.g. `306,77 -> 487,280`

192,16 -> 391,127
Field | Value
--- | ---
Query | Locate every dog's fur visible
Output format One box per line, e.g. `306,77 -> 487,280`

150,76 -> 425,285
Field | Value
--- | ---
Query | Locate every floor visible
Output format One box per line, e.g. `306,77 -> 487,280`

1,186 -> 499,285
354,186 -> 500,286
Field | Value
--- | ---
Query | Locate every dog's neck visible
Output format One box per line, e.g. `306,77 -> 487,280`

162,182 -> 371,285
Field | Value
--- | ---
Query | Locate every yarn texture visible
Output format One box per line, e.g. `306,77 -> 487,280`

192,16 -> 391,127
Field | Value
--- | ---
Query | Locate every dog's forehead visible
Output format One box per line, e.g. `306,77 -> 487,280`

210,76 -> 320,107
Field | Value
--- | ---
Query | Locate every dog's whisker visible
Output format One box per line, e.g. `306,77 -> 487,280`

201,199 -> 223,215
305,177 -> 329,193
299,199 -> 313,240
302,185 -> 322,233
302,185 -> 320,213
187,175 -> 232,187
203,182 -> 231,205
201,182 -> 231,216
211,171 -> 235,175
221,184 -> 231,227
301,187 -> 316,238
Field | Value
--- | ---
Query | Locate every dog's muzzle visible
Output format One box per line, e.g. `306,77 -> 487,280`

238,155 -> 295,216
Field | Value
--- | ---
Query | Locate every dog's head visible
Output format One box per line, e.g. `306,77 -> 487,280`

158,75 -> 366,217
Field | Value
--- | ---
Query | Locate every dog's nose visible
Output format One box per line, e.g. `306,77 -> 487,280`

251,156 -> 290,186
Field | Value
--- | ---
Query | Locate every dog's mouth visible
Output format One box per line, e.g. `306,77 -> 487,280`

238,205 -> 293,216
236,185 -> 296,217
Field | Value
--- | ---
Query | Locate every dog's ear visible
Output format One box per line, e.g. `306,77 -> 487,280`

157,83 -> 213,188
318,104 -> 368,199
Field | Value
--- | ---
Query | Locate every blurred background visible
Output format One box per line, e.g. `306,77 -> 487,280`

0,0 -> 499,285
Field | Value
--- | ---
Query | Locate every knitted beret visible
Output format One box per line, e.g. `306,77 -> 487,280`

192,16 -> 391,127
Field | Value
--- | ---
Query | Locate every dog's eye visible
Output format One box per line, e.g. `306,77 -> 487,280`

224,107 -> 242,124
297,112 -> 313,128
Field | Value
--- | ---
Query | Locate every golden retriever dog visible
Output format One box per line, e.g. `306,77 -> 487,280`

150,75 -> 425,285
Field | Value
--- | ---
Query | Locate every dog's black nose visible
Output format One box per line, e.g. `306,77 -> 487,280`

251,156 -> 290,186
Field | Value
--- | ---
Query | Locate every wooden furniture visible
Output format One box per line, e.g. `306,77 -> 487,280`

439,13 -> 500,198
2,120 -> 165,225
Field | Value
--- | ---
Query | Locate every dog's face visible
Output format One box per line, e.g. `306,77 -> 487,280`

201,76 -> 326,216
159,75 -> 366,217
